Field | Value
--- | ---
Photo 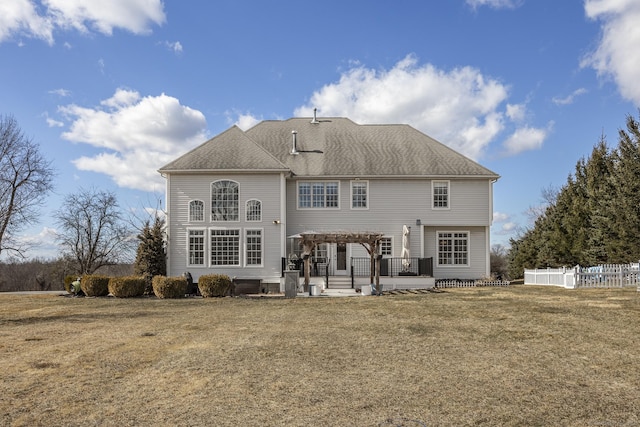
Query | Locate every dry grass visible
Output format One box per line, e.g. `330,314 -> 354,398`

1,286 -> 639,426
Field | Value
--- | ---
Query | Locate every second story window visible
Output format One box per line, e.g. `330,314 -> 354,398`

351,181 -> 368,209
246,199 -> 262,222
298,182 -> 339,209
189,200 -> 204,222
433,181 -> 449,209
211,180 -> 239,221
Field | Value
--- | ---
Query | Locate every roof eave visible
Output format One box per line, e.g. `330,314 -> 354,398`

158,168 -> 291,175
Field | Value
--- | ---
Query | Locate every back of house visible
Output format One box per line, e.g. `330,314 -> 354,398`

158,115 -> 500,291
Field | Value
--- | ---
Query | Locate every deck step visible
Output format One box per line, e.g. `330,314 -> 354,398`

326,276 -> 353,289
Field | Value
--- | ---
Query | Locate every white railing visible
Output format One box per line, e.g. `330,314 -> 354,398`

524,263 -> 640,289
435,279 -> 511,289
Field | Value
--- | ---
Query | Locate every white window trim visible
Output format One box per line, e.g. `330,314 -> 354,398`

245,199 -> 262,222
296,181 -> 341,210
209,227 -> 241,267
186,227 -> 207,267
432,180 -> 451,210
188,199 -> 205,222
244,228 -> 264,268
350,180 -> 369,210
210,179 -> 241,222
436,230 -> 470,267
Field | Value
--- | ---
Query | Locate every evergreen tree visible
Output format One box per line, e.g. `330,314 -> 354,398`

583,136 -> 615,265
507,112 -> 640,276
134,216 -> 166,287
612,114 -> 640,262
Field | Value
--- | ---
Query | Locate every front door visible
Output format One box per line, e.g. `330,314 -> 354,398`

335,243 -> 347,275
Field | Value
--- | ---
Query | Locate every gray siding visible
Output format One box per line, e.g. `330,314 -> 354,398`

285,178 -> 492,277
424,226 -> 489,279
166,173 -> 284,283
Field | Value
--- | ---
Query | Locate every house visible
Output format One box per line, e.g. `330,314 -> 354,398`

158,114 -> 500,292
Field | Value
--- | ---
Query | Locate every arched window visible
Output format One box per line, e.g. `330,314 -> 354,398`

246,199 -> 262,222
211,180 -> 239,221
189,200 -> 204,222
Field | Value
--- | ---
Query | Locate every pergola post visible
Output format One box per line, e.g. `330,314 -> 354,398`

372,239 -> 381,295
302,241 -> 315,291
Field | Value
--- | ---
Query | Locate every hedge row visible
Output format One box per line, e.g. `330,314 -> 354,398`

71,274 -> 234,299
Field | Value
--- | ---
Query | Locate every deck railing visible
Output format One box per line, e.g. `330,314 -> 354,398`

350,257 -> 433,278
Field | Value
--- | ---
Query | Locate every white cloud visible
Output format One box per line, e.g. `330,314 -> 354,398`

502,124 -> 551,156
493,213 -> 517,233
552,88 -> 588,105
582,0 -> 640,106
46,117 -> 63,127
493,212 -> 510,223
466,0 -> 523,10
49,88 -> 71,97
505,103 -> 526,122
0,0 -> 165,44
163,40 -> 183,54
501,222 -> 517,232
0,0 -> 54,44
59,89 -> 207,192
295,54 -> 516,160
233,113 -> 262,131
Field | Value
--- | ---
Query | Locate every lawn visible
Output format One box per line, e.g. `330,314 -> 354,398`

1,286 -> 639,426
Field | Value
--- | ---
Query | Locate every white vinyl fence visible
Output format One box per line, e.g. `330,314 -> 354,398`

524,263 -> 640,289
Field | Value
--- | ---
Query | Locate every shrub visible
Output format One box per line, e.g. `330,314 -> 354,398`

152,275 -> 187,299
108,276 -> 146,298
198,274 -> 234,298
80,275 -> 110,297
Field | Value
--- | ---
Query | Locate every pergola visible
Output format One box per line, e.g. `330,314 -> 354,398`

298,231 -> 385,294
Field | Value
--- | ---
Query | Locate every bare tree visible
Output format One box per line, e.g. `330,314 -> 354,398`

0,115 -> 55,258
54,188 -> 135,274
490,243 -> 509,279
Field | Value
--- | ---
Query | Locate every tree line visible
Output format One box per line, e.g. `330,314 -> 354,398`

508,112 -> 640,278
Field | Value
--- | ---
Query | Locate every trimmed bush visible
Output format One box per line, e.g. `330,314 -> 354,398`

152,275 -> 187,299
198,274 -> 233,298
108,276 -> 146,298
80,275 -> 110,297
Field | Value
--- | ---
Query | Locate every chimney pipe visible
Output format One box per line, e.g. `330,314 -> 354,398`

291,130 -> 299,155
311,108 -> 319,124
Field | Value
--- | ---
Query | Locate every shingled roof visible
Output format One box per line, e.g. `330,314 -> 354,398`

158,126 -> 288,173
159,117 -> 499,179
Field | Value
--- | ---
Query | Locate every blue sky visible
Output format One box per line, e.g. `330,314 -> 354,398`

1,0 -> 639,259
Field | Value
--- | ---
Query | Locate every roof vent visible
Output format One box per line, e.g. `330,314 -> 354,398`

310,108 -> 319,124
290,130 -> 299,155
